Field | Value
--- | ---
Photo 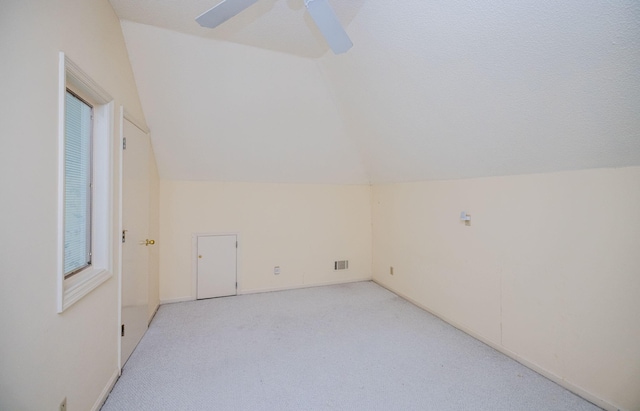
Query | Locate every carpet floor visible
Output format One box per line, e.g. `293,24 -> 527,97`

101,281 -> 601,411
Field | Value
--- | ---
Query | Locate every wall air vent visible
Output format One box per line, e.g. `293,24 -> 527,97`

334,260 -> 349,270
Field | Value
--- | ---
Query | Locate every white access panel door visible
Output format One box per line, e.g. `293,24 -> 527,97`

197,235 -> 237,299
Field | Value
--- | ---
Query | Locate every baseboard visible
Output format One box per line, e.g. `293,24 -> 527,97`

148,303 -> 160,325
160,278 -> 373,304
91,368 -> 119,411
238,276 -> 373,296
372,279 -> 622,411
160,296 -> 194,304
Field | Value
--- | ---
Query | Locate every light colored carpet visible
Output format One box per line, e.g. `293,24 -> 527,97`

101,281 -> 601,411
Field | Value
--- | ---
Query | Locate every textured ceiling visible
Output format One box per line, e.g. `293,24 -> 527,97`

113,0 -> 640,184
120,20 -> 370,183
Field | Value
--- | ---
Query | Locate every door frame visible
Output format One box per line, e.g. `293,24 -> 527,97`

191,232 -> 241,300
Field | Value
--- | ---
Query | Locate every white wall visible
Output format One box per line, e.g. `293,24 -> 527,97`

372,166 -> 640,411
159,181 -> 372,301
0,1 -> 149,410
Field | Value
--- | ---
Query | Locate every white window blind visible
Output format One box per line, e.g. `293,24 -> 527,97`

64,91 -> 93,276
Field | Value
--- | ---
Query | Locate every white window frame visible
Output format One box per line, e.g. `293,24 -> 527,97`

57,52 -> 114,313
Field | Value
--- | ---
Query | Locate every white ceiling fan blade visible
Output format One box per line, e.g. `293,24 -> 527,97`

196,0 -> 259,29
305,0 -> 353,54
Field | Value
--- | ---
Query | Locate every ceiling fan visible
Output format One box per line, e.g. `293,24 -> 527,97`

195,0 -> 353,54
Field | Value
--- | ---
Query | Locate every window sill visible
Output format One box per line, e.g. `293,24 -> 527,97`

58,267 -> 112,313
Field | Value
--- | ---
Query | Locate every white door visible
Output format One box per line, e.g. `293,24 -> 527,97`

121,119 -> 152,366
197,235 -> 237,299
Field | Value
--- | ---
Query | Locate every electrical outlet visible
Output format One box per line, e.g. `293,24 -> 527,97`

390,266 -> 394,275
274,266 -> 280,275
60,397 -> 67,411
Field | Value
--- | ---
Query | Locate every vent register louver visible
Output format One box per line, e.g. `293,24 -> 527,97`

334,260 -> 349,270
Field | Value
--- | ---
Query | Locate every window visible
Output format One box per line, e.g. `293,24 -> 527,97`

64,91 -> 93,277
57,53 -> 114,313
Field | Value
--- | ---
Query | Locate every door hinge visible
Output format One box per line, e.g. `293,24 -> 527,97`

122,230 -> 126,243
236,241 -> 238,248
123,137 -> 127,150
121,324 -> 125,337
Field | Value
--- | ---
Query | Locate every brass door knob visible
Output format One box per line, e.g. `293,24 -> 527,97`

140,239 -> 156,246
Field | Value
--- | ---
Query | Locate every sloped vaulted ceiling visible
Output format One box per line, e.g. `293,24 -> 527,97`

111,0 -> 640,184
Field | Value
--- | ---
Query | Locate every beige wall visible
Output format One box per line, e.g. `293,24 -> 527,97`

0,1 -> 149,410
159,181 -> 372,301
372,166 -> 640,411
